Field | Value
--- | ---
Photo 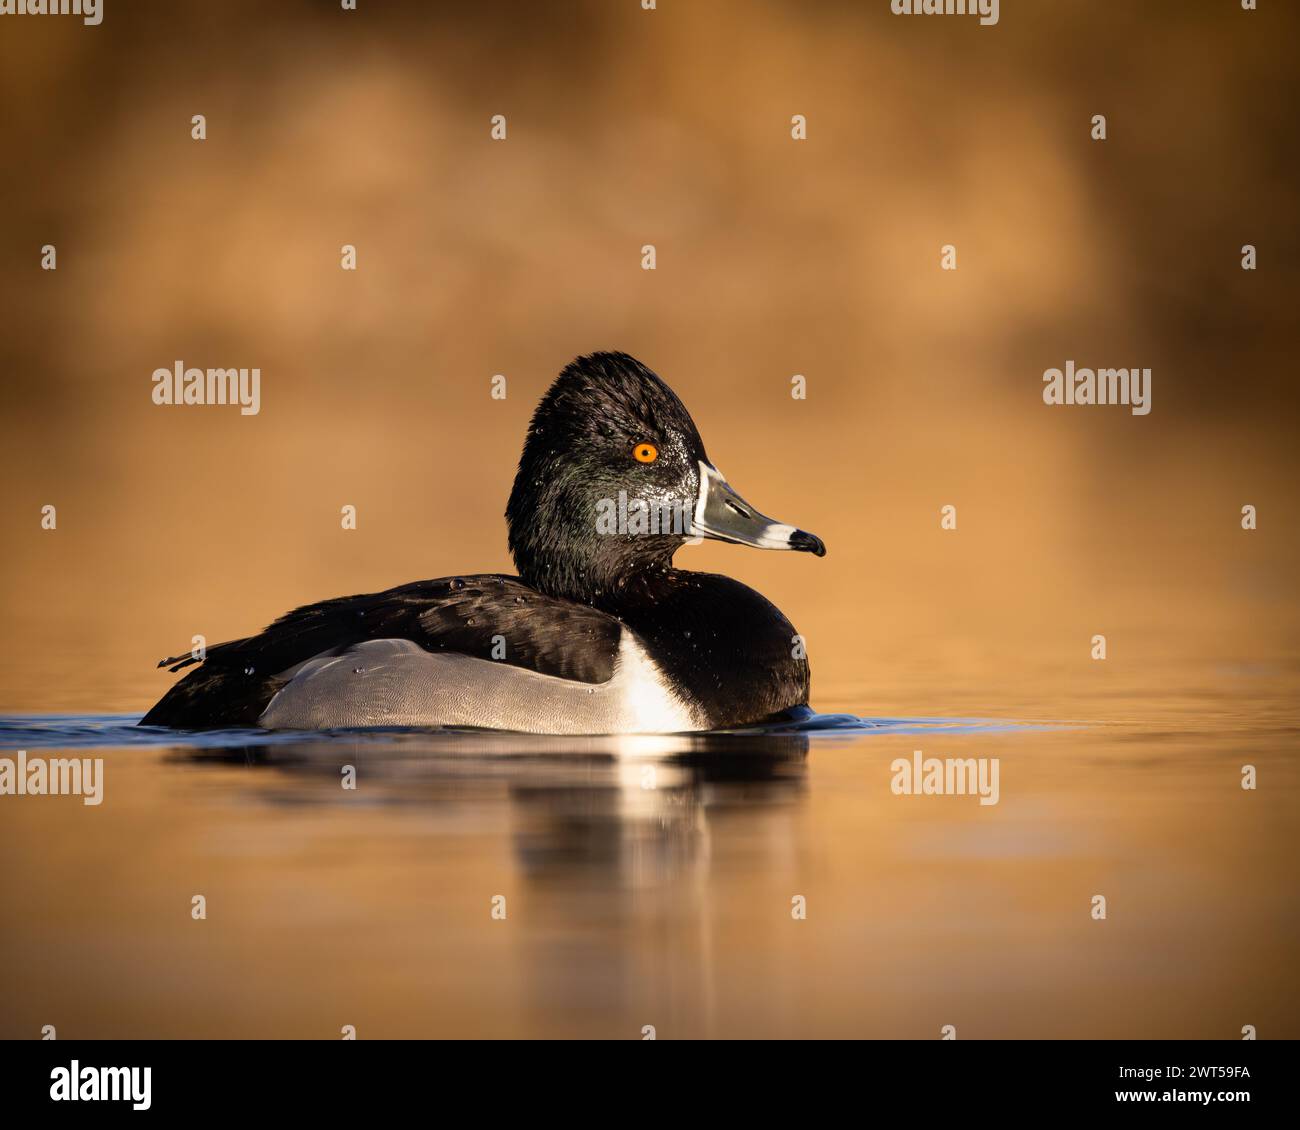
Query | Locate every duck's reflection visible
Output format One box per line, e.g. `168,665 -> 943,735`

174,731 -> 809,1034
172,730 -> 808,884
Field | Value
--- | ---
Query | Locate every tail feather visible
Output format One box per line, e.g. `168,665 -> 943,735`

142,635 -> 275,728
157,653 -> 201,673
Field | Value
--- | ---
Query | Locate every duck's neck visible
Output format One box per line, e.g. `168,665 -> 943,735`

510,526 -> 681,607
521,559 -> 678,607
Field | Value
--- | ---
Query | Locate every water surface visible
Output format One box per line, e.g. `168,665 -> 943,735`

1,693 -> 1295,1040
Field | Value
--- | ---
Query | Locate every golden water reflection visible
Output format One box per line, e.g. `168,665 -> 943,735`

1,703 -> 1294,1040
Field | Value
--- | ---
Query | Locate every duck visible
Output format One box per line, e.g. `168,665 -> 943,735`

140,352 -> 826,733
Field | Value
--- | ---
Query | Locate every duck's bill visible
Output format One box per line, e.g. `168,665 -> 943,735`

691,462 -> 826,557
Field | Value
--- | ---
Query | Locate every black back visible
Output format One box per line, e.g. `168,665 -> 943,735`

140,576 -> 622,729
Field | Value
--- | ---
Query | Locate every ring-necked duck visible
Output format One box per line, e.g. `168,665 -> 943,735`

141,352 -> 826,733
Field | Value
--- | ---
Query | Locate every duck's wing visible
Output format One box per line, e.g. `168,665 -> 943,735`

139,575 -> 623,729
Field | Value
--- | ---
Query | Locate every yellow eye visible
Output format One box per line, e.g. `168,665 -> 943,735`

633,443 -> 659,464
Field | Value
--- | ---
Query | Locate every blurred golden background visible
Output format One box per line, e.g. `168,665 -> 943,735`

1,0 -> 1298,1045
2,0 -> 1297,718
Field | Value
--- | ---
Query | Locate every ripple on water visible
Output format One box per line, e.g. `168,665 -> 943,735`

0,711 -> 1066,752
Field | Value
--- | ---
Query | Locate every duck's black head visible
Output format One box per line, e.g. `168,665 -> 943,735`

506,352 -> 825,603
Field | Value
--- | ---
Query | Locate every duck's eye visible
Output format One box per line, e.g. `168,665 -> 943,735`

633,443 -> 659,464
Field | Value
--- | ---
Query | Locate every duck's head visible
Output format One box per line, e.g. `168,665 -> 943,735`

506,352 -> 825,602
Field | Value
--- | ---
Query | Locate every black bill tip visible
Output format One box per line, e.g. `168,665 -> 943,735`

789,529 -> 826,557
